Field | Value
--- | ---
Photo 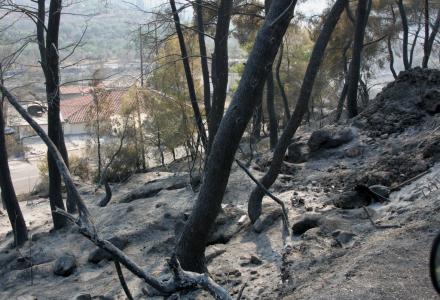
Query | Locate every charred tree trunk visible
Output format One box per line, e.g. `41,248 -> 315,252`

346,0 -> 369,118
397,0 -> 410,70
45,0 -> 70,227
208,0 -> 233,152
423,8 -> 440,68
247,0 -> 347,223
170,0 -> 207,149
387,35 -> 397,79
410,14 -> 422,68
0,95 -> 28,247
175,0 -> 297,273
266,70 -> 278,149
195,0 -> 211,118
251,102 -> 263,142
276,43 -> 291,123
334,39 -> 351,122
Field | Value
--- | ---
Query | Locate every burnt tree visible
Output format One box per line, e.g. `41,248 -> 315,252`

195,0 -> 211,118
175,0 -> 297,273
170,0 -> 208,148
38,0 -> 74,228
208,0 -> 233,152
247,0 -> 347,223
346,0 -> 369,118
0,94 -> 28,246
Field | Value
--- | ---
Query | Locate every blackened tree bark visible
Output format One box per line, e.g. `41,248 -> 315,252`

423,0 -> 429,67
175,0 -> 297,273
251,101 -> 263,142
423,7 -> 440,68
170,0 -> 207,149
396,0 -> 410,70
409,14 -> 422,68
195,0 -> 211,118
42,0 -> 73,227
0,85 -> 28,247
346,0 -> 369,118
248,0 -> 347,223
276,43 -> 291,123
208,0 -> 233,152
335,39 -> 352,122
265,0 -> 278,149
266,70 -> 278,149
387,35 -> 397,79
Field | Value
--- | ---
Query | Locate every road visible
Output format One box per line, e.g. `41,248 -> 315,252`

8,159 -> 40,195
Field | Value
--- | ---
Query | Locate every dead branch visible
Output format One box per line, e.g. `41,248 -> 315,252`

235,159 -> 290,232
391,170 -> 431,192
2,84 -> 232,300
114,261 -> 134,300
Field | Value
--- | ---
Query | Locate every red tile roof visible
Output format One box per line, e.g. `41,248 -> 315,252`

60,89 -> 127,124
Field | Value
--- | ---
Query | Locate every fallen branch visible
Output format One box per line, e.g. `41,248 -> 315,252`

2,84 -> 233,300
391,170 -> 431,192
235,159 -> 290,231
114,261 -> 134,300
362,206 -> 401,229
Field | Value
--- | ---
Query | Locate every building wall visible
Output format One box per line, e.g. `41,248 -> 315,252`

63,123 -> 87,135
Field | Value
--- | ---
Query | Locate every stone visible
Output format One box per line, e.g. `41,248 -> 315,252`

332,230 -> 356,246
88,236 -> 128,264
291,215 -> 321,235
53,253 -> 77,277
332,191 -> 370,209
252,208 -> 282,233
419,88 -> 440,114
250,255 -> 263,265
73,294 -> 92,300
308,126 -> 356,152
344,144 -> 364,158
286,142 -> 310,163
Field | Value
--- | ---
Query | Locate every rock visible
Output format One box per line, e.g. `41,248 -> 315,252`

291,215 -> 321,235
53,253 -> 77,277
419,88 -> 440,114
88,236 -> 128,264
423,137 -> 440,161
333,191 -> 370,209
308,126 -> 356,152
344,144 -> 364,158
369,185 -> 391,200
332,230 -> 356,246
286,142 -> 310,163
73,294 -> 92,300
252,208 -> 282,233
250,255 -> 263,265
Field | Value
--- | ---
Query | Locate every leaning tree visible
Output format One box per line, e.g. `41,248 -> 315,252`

175,0 -> 298,273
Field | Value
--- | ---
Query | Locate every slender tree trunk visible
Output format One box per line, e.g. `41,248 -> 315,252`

276,43 -> 290,123
0,82 -> 28,246
397,0 -> 410,70
208,0 -> 233,152
266,70 -> 278,149
423,8 -> 440,68
334,39 -> 351,122
410,14 -> 422,68
45,0 -> 70,228
247,0 -> 347,223
195,0 -> 211,119
175,0 -> 297,273
387,35 -> 397,79
346,0 -> 369,118
170,0 -> 207,149
423,0 -> 430,68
